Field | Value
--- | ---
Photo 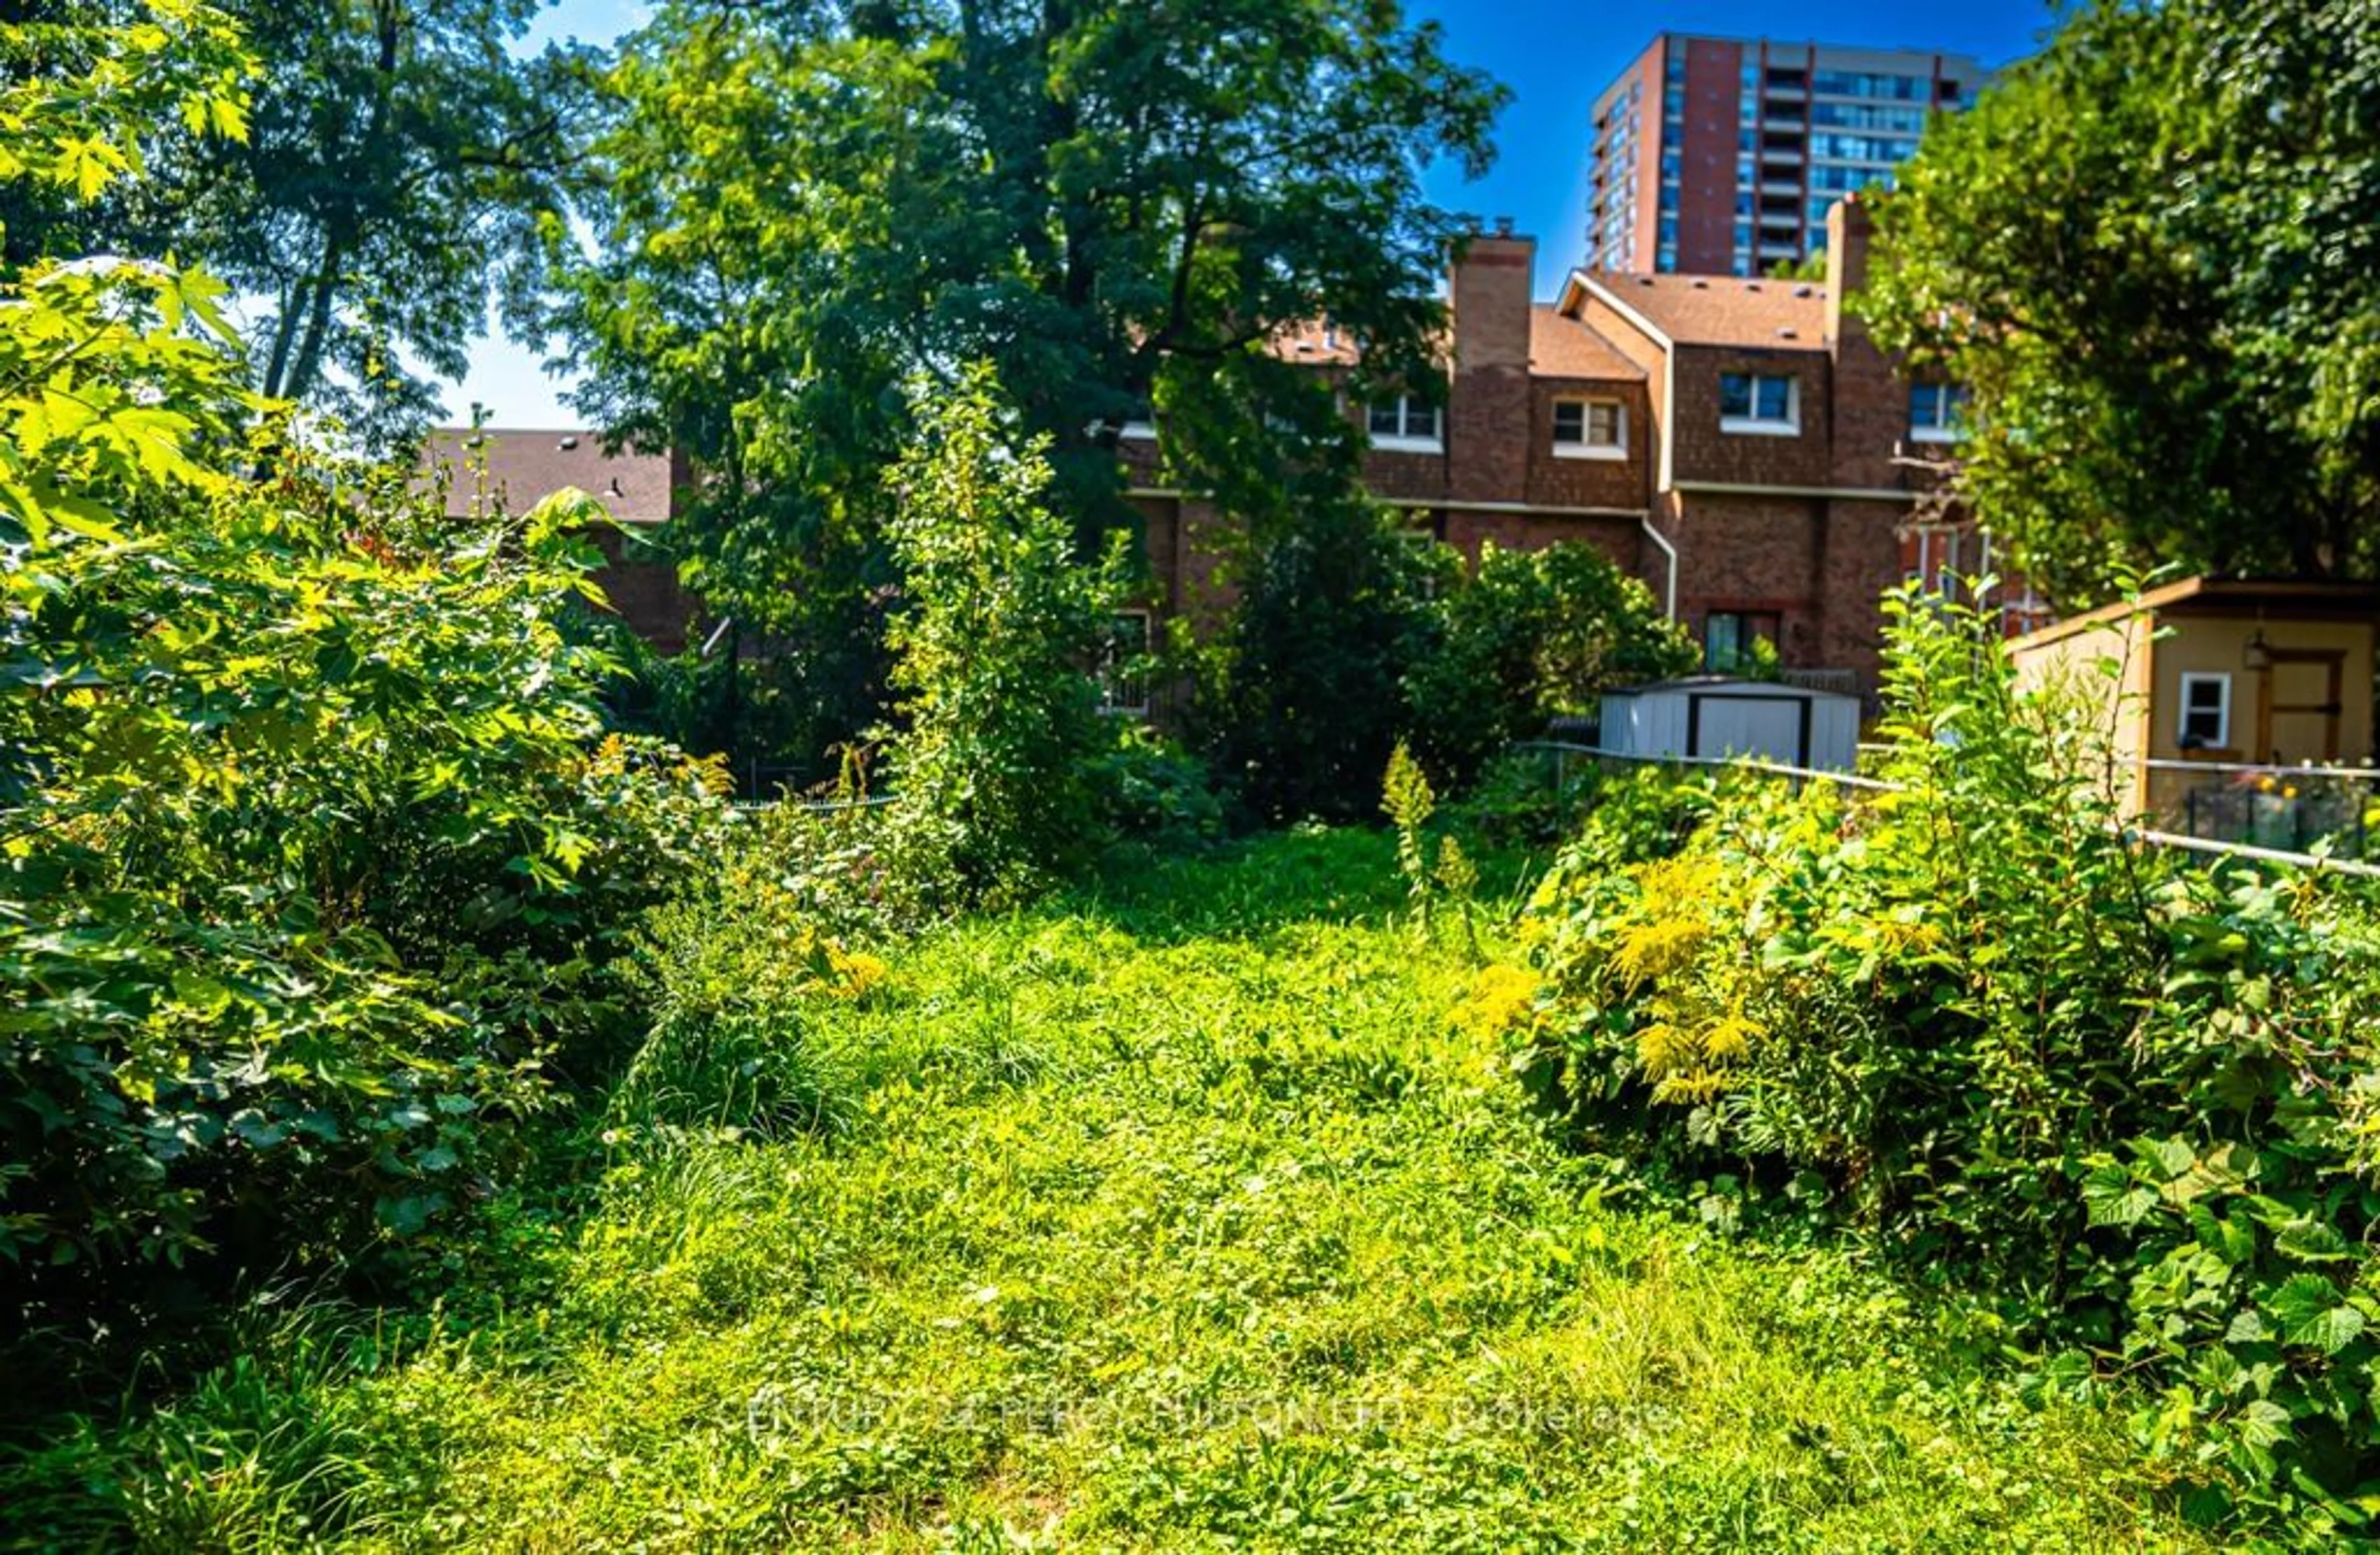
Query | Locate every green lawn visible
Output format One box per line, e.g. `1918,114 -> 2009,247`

13,832 -> 2204,1552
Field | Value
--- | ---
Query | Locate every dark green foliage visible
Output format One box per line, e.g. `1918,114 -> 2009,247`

1195,496 -> 1444,824
1525,586 -> 2380,1536
547,0 -> 1505,777
1403,540 -> 1695,787
1864,0 -> 2380,603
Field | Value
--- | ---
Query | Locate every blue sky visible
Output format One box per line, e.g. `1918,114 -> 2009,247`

444,0 -> 2058,426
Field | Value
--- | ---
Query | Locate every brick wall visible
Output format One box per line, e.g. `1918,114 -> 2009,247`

1815,498 -> 1911,682
588,527 -> 700,654
1667,491 -> 1825,662
1524,378 -> 1654,510
1442,509 -> 1643,573
1675,38 -> 1746,273
1668,344 -> 1833,487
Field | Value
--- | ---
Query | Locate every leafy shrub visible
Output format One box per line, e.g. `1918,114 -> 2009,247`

1093,723 -> 1226,849
1520,586 -> 2380,1536
0,51 -> 731,1334
879,365 -> 1124,902
1195,494 -> 1445,824
1403,540 -> 1695,786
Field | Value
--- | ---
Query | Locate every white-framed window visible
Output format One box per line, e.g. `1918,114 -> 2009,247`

1719,371 -> 1799,434
1551,397 -> 1628,460
1908,381 -> 1967,443
1117,395 -> 1157,441
2178,672 -> 2232,751
1098,610 -> 1153,718
1367,393 -> 1444,452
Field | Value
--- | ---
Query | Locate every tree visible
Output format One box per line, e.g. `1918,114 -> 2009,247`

546,0 -> 1506,758
880,364 -> 1122,900
136,0 -> 590,443
1403,541 -> 1696,786
1196,493 -> 1443,824
1862,0 -> 2380,606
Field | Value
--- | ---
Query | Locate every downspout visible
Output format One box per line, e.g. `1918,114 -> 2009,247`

1641,515 -> 1679,621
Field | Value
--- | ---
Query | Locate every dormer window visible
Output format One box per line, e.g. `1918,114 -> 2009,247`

1551,397 -> 1628,460
1908,381 -> 1968,443
1367,393 -> 1444,452
1719,371 -> 1799,435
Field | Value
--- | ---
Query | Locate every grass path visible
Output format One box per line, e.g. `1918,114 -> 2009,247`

15,833 -> 2203,1551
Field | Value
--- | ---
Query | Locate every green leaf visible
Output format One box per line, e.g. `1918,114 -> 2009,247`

2274,1217 -> 2353,1264
2267,1274 -> 2366,1354
2084,1162 -> 2158,1228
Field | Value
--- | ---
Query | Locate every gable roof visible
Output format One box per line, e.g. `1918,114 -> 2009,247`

1530,306 -> 1646,381
420,428 -> 676,527
1566,270 -> 1832,351
2011,576 -> 2380,650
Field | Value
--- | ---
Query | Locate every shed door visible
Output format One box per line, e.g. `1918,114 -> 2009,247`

1688,693 -> 1810,766
2262,651 -> 2345,765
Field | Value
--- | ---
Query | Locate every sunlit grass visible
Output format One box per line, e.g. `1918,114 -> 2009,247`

5,832 -> 2205,1552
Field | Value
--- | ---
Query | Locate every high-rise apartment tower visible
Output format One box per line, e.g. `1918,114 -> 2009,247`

1585,35 -> 1988,276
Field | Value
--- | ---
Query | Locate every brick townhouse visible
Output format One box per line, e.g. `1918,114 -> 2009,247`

430,193 -> 2027,706
1126,194 -> 2029,703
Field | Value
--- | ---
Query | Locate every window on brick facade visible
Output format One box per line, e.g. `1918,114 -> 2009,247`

1551,397 -> 1627,459
1719,372 -> 1799,434
1908,381 -> 1968,442
1367,392 -> 1443,450
1704,610 -> 1783,673
2178,672 -> 2232,751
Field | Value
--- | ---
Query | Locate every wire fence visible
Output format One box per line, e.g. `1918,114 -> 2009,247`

1510,741 -> 2380,883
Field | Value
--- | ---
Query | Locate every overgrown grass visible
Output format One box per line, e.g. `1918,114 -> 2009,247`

4,832 -> 2206,1551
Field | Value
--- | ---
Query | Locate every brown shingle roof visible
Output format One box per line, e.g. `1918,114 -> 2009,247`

420,428 -> 675,526
1579,270 -> 1831,350
1530,306 -> 1646,381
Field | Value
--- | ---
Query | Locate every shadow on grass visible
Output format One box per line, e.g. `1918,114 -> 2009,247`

1073,825 -> 1544,946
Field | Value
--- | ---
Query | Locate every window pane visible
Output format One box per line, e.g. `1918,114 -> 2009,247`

1370,402 -> 1402,437
1909,382 -> 1937,426
1552,402 -> 1584,443
1588,402 -> 1621,444
1755,376 -> 1791,420
1705,613 -> 1742,666
1719,374 -> 1752,418
1414,402 -> 1441,441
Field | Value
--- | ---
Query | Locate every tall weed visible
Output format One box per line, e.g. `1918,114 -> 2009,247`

1522,585 -> 2380,1536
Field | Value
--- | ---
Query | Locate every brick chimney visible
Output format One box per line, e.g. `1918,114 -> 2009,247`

1448,223 -> 1536,503
1822,190 -> 1900,490
1823,192 -> 1875,348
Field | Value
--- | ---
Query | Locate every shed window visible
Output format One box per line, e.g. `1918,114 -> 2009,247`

1099,611 -> 1153,718
2178,672 -> 2231,751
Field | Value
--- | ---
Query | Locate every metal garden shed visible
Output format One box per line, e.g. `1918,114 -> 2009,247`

1598,675 -> 1861,772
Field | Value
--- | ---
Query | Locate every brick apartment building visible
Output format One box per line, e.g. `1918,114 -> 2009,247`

1587,34 -> 1988,276
429,193 -> 2033,708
